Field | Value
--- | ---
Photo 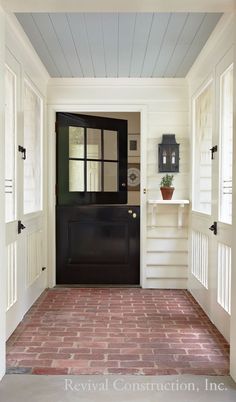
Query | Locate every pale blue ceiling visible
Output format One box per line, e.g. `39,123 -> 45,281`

16,12 -> 222,78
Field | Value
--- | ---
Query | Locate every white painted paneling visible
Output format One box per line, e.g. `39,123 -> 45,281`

6,242 -> 17,310
146,278 -> 187,289
27,230 -> 43,287
191,230 -> 208,288
218,242 -> 231,314
147,238 -> 188,252
146,266 -> 188,279
147,251 -> 188,266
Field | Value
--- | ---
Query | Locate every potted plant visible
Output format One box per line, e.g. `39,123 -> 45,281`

160,174 -> 174,200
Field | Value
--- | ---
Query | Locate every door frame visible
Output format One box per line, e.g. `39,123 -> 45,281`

47,104 -> 148,288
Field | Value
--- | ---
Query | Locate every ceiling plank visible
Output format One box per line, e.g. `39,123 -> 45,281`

164,13 -> 205,77
102,13 -> 118,77
118,13 -> 136,77
31,13 -> 72,77
130,13 -> 154,77
152,13 -> 188,77
175,13 -> 222,77
16,13 -> 60,76
49,13 -> 83,77
141,13 -> 170,77
84,13 -> 106,77
67,13 -> 94,77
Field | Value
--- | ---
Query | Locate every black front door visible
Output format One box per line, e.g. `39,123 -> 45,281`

56,113 -> 140,285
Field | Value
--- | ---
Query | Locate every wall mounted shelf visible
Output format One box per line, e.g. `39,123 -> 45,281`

148,199 -> 190,227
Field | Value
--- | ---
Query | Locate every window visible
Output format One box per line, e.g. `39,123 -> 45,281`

219,64 -> 233,224
5,66 -> 16,223
193,82 -> 213,214
69,126 -> 118,192
23,80 -> 43,214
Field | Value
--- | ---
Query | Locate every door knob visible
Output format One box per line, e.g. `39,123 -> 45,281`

209,221 -> 217,235
132,213 -> 137,218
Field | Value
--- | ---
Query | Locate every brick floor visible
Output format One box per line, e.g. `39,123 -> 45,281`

6,288 -> 229,375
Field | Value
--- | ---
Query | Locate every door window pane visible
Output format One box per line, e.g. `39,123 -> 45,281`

104,162 -> 118,191
69,127 -> 84,158
87,161 -> 102,191
69,160 -> 84,191
5,67 -> 16,223
193,82 -> 213,214
219,64 -> 233,224
23,80 -> 43,214
104,130 -> 118,160
87,128 -> 101,159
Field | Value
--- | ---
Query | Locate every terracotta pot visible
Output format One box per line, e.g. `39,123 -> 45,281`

160,187 -> 174,200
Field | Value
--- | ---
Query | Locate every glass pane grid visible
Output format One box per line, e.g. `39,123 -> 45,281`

193,82 -> 213,215
69,126 -> 119,193
23,81 -> 43,214
219,65 -> 233,225
5,66 -> 16,223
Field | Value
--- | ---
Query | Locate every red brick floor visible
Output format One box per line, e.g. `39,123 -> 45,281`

6,288 -> 229,375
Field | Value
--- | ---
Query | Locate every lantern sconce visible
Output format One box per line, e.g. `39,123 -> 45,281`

158,134 -> 179,173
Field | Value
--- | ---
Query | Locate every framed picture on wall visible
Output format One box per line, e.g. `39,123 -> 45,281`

128,163 -> 140,191
128,134 -> 140,157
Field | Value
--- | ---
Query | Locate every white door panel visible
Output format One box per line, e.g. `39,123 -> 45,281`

190,48 -> 233,343
5,50 -> 46,340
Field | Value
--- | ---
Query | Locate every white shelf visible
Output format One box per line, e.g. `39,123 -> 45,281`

148,199 -> 190,227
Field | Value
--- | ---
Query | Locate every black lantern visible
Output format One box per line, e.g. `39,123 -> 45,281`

158,134 -> 179,173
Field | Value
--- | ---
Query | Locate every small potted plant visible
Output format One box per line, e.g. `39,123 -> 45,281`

160,174 -> 174,200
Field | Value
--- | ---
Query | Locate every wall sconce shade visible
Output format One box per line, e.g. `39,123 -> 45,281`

158,134 -> 179,173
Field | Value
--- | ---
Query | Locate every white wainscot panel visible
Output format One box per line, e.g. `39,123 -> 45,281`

27,230 -> 43,287
218,242 -> 231,314
147,251 -> 188,266
191,230 -> 208,289
6,242 -> 17,311
147,238 -> 188,252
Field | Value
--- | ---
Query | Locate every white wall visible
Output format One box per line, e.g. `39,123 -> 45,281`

48,78 -> 189,288
0,3 -> 6,381
187,13 -> 236,380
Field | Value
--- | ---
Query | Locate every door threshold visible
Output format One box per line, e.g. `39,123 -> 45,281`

54,284 -> 141,288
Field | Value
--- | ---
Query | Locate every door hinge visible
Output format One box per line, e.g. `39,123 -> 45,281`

209,221 -> 217,235
55,121 -> 58,133
210,145 -> 218,160
18,220 -> 26,234
18,145 -> 26,160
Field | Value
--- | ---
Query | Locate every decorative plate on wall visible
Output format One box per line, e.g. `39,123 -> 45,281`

128,163 -> 140,191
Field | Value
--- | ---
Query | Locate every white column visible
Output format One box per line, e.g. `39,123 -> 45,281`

0,2 -> 6,381
230,20 -> 236,382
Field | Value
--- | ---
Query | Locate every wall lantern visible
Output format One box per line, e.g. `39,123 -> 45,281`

158,134 -> 179,173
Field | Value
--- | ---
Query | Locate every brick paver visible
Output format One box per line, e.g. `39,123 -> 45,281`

6,288 -> 229,375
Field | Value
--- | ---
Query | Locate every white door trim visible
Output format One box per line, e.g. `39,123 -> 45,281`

47,104 -> 148,288
0,4 -> 6,381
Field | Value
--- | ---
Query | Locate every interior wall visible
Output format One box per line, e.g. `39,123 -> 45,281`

48,78 -> 189,288
0,3 -> 6,381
